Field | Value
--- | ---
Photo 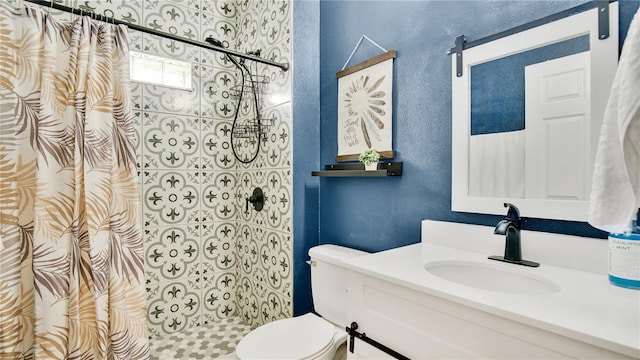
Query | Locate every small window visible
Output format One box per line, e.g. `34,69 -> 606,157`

130,51 -> 192,90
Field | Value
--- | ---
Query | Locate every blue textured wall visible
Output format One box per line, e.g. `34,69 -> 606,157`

317,1 -> 639,250
293,0 -> 321,315
290,0 -> 639,316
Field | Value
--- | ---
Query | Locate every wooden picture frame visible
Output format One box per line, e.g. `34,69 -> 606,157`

336,50 -> 396,162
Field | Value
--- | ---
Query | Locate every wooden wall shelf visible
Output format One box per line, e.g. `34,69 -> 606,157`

312,162 -> 403,177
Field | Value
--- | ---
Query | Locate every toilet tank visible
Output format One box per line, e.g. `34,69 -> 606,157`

308,244 -> 368,326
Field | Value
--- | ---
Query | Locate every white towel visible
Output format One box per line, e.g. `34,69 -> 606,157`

469,130 -> 525,198
589,8 -> 640,233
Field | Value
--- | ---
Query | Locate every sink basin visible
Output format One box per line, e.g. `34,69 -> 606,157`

425,260 -> 561,295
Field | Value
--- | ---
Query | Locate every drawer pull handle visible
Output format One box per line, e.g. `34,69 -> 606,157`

346,321 -> 411,360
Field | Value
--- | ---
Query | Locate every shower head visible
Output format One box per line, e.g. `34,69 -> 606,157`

205,36 -> 243,67
205,36 -> 224,47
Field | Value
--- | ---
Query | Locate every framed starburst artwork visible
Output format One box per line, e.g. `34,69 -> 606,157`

336,50 -> 396,162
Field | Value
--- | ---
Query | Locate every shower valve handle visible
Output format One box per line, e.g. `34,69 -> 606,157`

245,187 -> 264,212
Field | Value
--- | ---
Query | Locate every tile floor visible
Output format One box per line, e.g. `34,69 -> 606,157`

149,317 -> 252,359
148,316 -> 349,360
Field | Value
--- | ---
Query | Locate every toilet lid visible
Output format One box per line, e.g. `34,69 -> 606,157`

236,313 -> 335,359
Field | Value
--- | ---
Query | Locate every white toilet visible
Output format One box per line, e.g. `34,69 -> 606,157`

235,244 -> 368,360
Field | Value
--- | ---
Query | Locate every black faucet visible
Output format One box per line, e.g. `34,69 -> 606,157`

489,203 -> 539,267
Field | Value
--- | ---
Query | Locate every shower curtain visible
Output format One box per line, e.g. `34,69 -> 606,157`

0,2 -> 148,359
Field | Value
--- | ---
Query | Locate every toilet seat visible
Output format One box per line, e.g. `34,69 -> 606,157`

235,313 -> 339,359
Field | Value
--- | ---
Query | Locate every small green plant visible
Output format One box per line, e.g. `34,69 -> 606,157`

359,148 -> 380,166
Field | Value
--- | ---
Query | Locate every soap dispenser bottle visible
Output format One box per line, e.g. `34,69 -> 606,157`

607,211 -> 640,289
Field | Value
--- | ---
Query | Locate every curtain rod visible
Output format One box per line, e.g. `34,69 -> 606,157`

22,0 -> 289,72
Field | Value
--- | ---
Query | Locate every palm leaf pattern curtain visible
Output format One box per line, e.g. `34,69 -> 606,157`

0,2 -> 149,359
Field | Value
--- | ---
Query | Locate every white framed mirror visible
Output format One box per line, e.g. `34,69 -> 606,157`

451,2 -> 619,221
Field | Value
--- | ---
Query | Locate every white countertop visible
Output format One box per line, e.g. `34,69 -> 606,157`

343,239 -> 640,358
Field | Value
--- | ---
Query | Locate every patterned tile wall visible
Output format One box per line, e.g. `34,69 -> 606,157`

233,0 -> 293,329
21,0 -> 293,335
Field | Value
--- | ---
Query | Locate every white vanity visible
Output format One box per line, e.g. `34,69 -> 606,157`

343,220 -> 640,359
